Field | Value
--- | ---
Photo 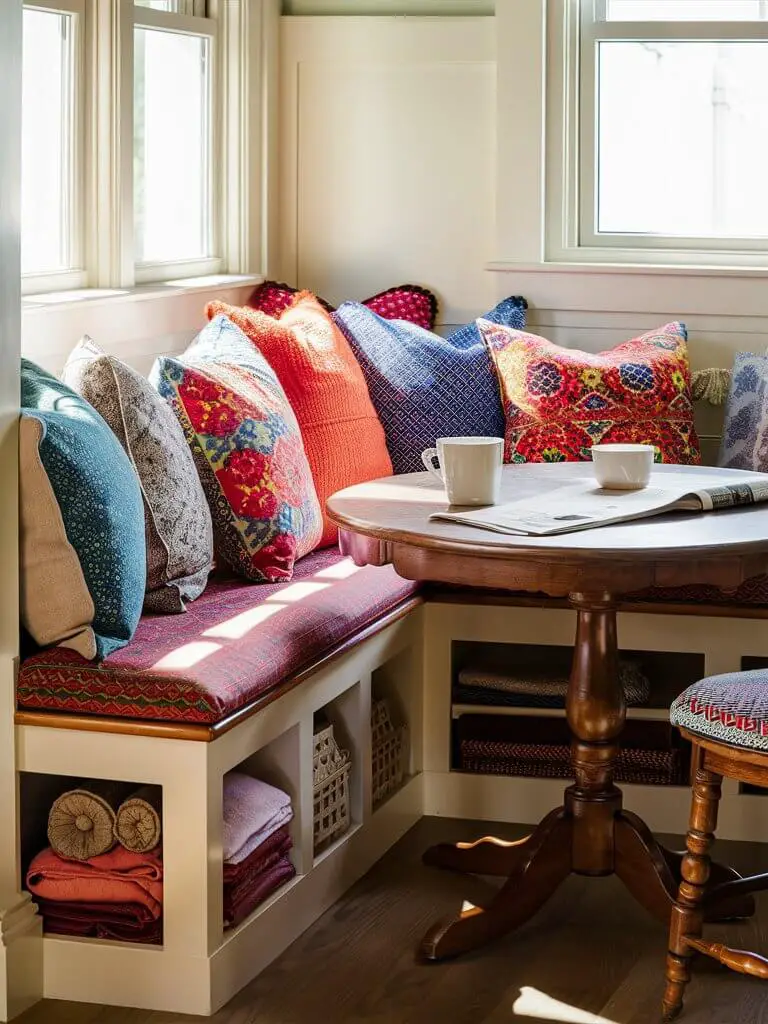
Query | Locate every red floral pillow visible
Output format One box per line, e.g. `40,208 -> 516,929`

479,321 -> 701,465
246,281 -> 438,331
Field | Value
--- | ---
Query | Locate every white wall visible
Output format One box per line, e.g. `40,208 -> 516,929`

278,12 -> 768,461
279,16 -> 498,325
0,0 -> 43,1016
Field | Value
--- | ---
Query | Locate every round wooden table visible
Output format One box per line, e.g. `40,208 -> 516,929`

327,462 -> 768,961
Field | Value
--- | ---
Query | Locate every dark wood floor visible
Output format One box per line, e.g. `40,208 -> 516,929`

17,817 -> 768,1024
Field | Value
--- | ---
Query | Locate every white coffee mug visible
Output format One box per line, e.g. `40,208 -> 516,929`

421,436 -> 504,505
590,443 -> 655,490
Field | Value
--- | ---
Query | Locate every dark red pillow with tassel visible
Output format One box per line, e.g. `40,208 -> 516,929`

246,281 -> 438,331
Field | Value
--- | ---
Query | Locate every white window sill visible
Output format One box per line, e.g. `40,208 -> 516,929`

22,273 -> 263,311
486,261 -> 768,279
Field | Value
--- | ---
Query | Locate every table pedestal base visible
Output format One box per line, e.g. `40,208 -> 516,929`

420,592 -> 755,961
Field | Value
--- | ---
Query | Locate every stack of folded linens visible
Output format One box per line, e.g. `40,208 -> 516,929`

455,716 -> 685,786
222,773 -> 295,929
26,845 -> 163,943
454,660 -> 650,709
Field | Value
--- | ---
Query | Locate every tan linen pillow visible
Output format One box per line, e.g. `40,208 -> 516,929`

19,417 -> 96,659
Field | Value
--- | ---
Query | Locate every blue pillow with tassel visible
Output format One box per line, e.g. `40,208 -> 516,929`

333,295 -> 527,474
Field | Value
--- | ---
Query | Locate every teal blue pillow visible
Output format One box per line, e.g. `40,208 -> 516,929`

20,359 -> 146,659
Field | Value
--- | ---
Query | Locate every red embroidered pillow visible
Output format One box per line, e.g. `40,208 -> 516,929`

246,281 -> 438,331
479,321 -> 701,465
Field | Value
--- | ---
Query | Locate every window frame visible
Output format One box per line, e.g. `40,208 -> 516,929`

545,0 -> 768,268
21,0 -> 87,295
22,0 -> 263,297
131,2 -> 223,283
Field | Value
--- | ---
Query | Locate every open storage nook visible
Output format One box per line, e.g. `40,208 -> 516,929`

421,596 -> 768,841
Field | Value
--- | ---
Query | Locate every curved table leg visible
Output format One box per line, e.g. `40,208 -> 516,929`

423,809 -> 566,877
420,809 -> 572,961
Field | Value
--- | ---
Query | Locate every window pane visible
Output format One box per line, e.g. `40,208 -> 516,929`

607,1 -> 768,20
135,1 -> 180,11
596,42 -> 768,238
22,9 -> 74,275
134,28 -> 212,264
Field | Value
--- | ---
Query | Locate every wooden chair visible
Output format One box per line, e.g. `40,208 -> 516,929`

663,669 -> 768,1020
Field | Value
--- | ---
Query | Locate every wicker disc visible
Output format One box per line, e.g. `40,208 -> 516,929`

114,797 -> 161,853
47,790 -> 117,861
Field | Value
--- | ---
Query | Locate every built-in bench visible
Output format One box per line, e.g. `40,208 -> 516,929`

15,561 -> 768,1016
15,551 -> 424,1015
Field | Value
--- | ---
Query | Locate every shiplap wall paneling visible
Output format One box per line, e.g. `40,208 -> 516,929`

279,16 -> 497,325
283,1 -> 494,12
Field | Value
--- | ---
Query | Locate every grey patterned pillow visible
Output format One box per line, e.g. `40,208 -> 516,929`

718,352 -> 768,471
62,337 -> 214,613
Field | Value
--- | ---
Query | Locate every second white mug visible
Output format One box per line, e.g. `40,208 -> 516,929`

421,436 -> 504,505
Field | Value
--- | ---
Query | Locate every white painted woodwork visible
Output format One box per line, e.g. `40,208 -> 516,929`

20,277 -> 260,377
284,1 -> 494,13
278,16 -> 497,324
0,1 -> 44,1018
17,611 -> 424,1014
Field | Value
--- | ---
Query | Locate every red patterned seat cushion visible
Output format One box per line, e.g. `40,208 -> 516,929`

17,550 -> 419,725
671,671 -> 768,752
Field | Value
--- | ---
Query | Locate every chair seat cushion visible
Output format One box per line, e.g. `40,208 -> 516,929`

670,671 -> 768,751
17,550 -> 419,725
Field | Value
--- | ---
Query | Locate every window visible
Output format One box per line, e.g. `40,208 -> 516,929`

20,0 -> 255,295
21,2 -> 83,287
132,1 -> 219,281
548,0 -> 768,265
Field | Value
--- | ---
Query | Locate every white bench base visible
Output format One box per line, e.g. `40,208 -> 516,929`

15,597 -> 768,1016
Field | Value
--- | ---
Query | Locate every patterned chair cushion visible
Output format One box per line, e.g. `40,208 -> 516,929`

670,670 -> 768,752
479,320 -> 701,465
17,550 -> 419,724
62,337 -> 214,614
334,295 -> 528,474
150,315 -> 323,583
718,351 -> 768,470
247,280 -> 438,330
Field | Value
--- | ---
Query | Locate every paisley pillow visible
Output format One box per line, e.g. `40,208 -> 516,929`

151,315 -> 323,582
718,352 -> 768,471
479,321 -> 701,465
62,337 -> 214,613
246,280 -> 438,331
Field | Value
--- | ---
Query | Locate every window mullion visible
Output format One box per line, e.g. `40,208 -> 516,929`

85,0 -> 135,288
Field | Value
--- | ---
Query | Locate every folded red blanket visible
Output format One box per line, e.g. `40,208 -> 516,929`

224,855 -> 295,930
34,898 -> 162,944
26,846 -> 163,919
223,825 -> 292,884
224,834 -> 293,909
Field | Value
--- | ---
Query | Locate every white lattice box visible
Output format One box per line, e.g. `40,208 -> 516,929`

312,720 -> 350,853
371,698 -> 408,808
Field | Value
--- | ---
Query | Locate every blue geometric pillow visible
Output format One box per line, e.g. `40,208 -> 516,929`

20,359 -> 146,660
718,352 -> 768,471
334,296 -> 527,474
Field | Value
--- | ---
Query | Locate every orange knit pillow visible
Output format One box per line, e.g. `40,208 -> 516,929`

205,293 -> 392,547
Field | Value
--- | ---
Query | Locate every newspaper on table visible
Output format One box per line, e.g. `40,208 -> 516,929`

429,470 -> 768,537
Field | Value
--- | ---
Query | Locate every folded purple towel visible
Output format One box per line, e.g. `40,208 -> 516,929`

223,772 -> 293,865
